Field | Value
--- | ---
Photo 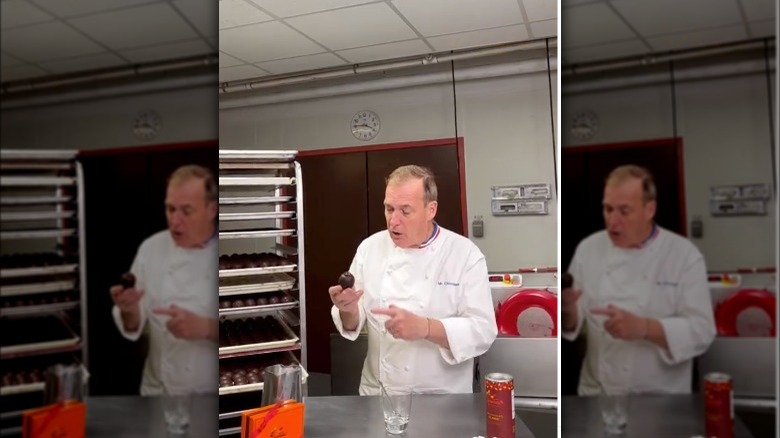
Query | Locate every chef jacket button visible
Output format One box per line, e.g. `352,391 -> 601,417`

404,366 -> 410,371
382,328 -> 387,334
418,303 -> 423,308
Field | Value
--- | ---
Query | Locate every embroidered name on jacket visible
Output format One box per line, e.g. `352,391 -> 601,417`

656,280 -> 679,287
438,281 -> 460,286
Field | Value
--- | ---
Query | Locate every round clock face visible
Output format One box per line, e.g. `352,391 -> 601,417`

133,110 -> 161,141
570,110 -> 598,141
351,110 -> 380,141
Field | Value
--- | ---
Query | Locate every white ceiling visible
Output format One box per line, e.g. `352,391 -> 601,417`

0,0 -> 216,83
218,0 -> 558,83
562,0 -> 775,66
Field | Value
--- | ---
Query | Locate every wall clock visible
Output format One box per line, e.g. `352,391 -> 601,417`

570,110 -> 599,141
351,110 -> 380,141
133,110 -> 161,141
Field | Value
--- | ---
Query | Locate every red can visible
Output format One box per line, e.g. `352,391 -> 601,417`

704,372 -> 733,438
485,373 -> 515,438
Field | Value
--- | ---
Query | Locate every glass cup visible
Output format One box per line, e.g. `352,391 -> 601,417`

599,390 -> 629,435
162,389 -> 192,435
381,385 -> 412,435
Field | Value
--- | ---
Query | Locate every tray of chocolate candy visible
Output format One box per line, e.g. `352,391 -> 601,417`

0,292 -> 79,317
218,252 -> 297,278
218,351 -> 307,395
218,211 -> 295,222
0,315 -> 80,355
0,276 -> 77,297
0,253 -> 78,278
218,273 -> 296,296
0,362 -> 88,396
218,291 -> 297,316
218,314 -> 299,355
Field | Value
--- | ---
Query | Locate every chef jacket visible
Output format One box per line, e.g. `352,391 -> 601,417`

112,230 -> 218,396
332,226 -> 497,395
562,227 -> 716,395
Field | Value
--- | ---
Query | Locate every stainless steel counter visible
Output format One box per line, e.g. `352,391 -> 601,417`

562,394 -> 755,437
85,395 -> 218,437
304,394 -> 537,438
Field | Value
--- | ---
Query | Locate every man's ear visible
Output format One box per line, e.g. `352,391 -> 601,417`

645,200 -> 657,221
427,201 -> 438,221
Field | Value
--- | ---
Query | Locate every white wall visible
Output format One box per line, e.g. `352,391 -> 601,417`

562,51 -> 777,271
220,50 -> 559,271
1,82 -> 217,151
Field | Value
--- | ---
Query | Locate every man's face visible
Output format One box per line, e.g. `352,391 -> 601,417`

384,178 -> 437,248
165,178 -> 216,248
602,178 -> 656,248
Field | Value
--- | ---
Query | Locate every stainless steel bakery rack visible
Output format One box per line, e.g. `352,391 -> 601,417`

217,149 -> 307,436
0,149 -> 88,436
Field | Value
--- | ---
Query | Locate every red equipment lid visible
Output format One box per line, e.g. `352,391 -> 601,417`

714,289 -> 776,337
496,289 -> 557,337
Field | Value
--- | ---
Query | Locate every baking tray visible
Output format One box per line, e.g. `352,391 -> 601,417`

0,364 -> 88,396
218,211 -> 294,221
1,301 -> 79,317
0,150 -> 77,161
218,353 -> 308,396
219,264 -> 297,278
0,176 -> 77,187
219,176 -> 294,187
0,211 -> 75,221
219,162 -> 293,170
219,292 -> 298,317
218,315 -> 299,356
0,264 -> 78,279
0,229 -> 75,240
1,280 -> 77,297
219,196 -> 293,205
219,273 -> 295,296
0,316 -> 80,355
218,150 -> 297,162
0,196 -> 72,205
218,228 -> 295,240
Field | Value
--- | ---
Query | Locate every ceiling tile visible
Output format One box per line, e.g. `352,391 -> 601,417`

647,25 -> 748,52
172,0 -> 215,36
119,39 -> 213,63
561,3 -> 635,48
1,0 -> 52,29
530,19 -> 557,39
336,39 -> 430,63
219,64 -> 267,82
522,0 -> 558,22
748,19 -> 775,38
392,0 -> 524,37
219,0 -> 273,29
32,0 -> 153,18
288,3 -> 416,50
1,21 -> 105,62
257,53 -> 347,74
740,0 -> 775,22
1,52 -> 25,66
562,39 -> 648,64
37,52 -> 125,74
68,3 -> 198,50
220,21 -> 324,63
219,51 -> 244,67
427,25 -> 529,52
248,0 -> 376,18
1,64 -> 49,81
611,0 -> 742,36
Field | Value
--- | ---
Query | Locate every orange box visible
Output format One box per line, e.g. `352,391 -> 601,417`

241,399 -> 304,438
22,399 -> 86,438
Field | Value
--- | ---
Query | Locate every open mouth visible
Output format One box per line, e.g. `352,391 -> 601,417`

390,230 -> 402,238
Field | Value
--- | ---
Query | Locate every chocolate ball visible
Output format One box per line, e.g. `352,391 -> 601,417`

119,272 -> 136,289
338,271 -> 355,289
268,296 -> 280,305
562,272 -> 573,290
248,373 -> 261,384
232,299 -> 244,308
280,295 -> 292,303
257,297 -> 268,306
244,298 -> 256,307
220,301 -> 230,309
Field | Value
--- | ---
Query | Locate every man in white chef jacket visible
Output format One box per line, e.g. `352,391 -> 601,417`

110,165 -> 218,396
562,165 -> 715,395
329,165 -> 498,395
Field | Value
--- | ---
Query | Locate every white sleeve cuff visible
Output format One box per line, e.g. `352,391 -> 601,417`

111,305 -> 145,341
561,305 -> 585,341
331,304 -> 365,341
438,316 -> 496,365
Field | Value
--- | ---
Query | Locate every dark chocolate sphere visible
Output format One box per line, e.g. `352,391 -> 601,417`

338,271 -> 355,289
119,272 -> 136,289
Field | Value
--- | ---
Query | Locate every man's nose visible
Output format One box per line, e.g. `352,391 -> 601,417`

388,210 -> 401,225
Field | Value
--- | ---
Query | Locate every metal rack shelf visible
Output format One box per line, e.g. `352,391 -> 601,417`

217,150 -> 307,436
0,229 -> 76,240
0,196 -> 72,205
0,211 -> 75,221
0,301 -> 79,317
0,279 -> 77,297
0,176 -> 77,187
0,264 -> 78,278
